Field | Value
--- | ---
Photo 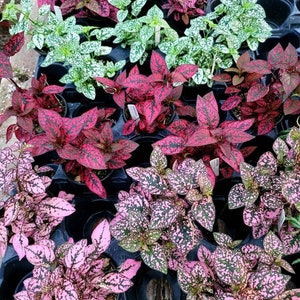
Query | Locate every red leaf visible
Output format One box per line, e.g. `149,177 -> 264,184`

243,59 -> 271,75
283,43 -> 299,67
174,64 -> 198,80
122,119 -> 137,135
224,129 -> 254,144
140,100 -> 161,125
123,74 -> 151,92
222,118 -> 255,131
196,92 -> 219,129
281,71 -> 300,97
267,43 -> 285,69
284,97 -> 300,115
38,108 -> 62,139
43,85 -> 65,94
4,32 -> 24,57
84,169 -> 107,198
78,144 -> 107,170
247,83 -> 269,102
186,128 -> 218,147
150,50 -> 168,75
0,50 -> 13,78
153,136 -> 186,155
221,95 -> 242,111
218,146 -> 244,172
213,73 -> 232,82
257,118 -> 275,135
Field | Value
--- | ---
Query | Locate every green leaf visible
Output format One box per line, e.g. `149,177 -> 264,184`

129,40 -> 146,63
117,10 -> 128,22
132,0 -> 147,16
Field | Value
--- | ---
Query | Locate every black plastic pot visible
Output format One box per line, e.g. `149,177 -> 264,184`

64,196 -> 117,242
256,30 -> 300,59
257,0 -> 294,29
125,264 -> 185,300
0,250 -> 33,300
283,253 -> 300,289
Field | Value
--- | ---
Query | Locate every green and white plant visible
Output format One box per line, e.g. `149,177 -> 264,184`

112,4 -> 179,64
159,0 -> 272,86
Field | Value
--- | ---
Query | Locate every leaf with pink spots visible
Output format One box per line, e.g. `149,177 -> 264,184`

257,152 -> 277,175
272,137 -> 289,162
228,183 -> 258,209
243,205 -> 263,227
141,243 -> 168,274
213,233 -> 233,248
191,201 -> 215,231
150,199 -> 180,229
64,239 -> 87,269
282,174 -> 300,205
25,244 -> 55,266
214,247 -> 247,286
150,146 -> 167,172
263,231 -> 285,257
139,168 -> 168,194
248,269 -> 290,299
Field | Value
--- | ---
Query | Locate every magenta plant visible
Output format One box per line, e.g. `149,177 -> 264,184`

162,0 -> 207,25
110,146 -> 215,274
177,232 -> 300,299
14,219 -> 141,299
27,107 -> 138,198
95,51 -> 198,135
154,91 -> 255,178
0,142 -> 75,260
213,43 -> 300,135
228,126 -> 300,254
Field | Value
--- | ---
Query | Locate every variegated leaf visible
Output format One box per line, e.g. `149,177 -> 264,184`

141,243 -> 168,274
64,239 -> 87,269
248,269 -> 290,299
263,231 -> 285,258
150,199 -> 180,229
10,232 -> 29,260
191,201 -> 215,232
91,218 -> 111,254
99,273 -> 133,293
119,259 -> 141,279
25,244 -> 55,266
150,146 -> 167,172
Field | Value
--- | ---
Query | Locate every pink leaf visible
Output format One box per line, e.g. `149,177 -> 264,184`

11,232 -> 28,260
119,259 -> 141,279
186,128 -> 218,147
41,197 -> 75,218
153,136 -> 185,155
78,144 -> 107,170
100,273 -> 133,293
91,219 -> 111,254
64,239 -> 87,269
25,244 -> 55,266
83,169 -> 107,199
55,280 -> 78,300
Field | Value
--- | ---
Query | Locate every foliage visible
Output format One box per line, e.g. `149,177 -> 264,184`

154,91 -> 255,177
162,0 -> 207,25
1,1 -> 125,100
213,43 -> 300,135
112,5 -> 179,64
228,127 -> 300,252
159,0 -> 272,86
27,107 -> 139,198
110,146 -> 215,273
0,142 -> 75,260
95,51 -> 197,134
108,0 -> 147,21
177,232 -> 299,299
14,219 -> 141,299
0,74 -> 65,143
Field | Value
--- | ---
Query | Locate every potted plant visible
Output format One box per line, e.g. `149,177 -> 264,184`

1,2 -> 126,100
159,0 -> 272,87
95,50 -> 198,135
153,91 -> 256,179
14,219 -> 142,299
0,141 -> 75,260
213,43 -> 300,135
27,107 -> 139,198
177,232 -> 300,299
111,4 -> 179,64
227,125 -> 300,253
110,146 -> 218,274
0,73 -> 66,143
